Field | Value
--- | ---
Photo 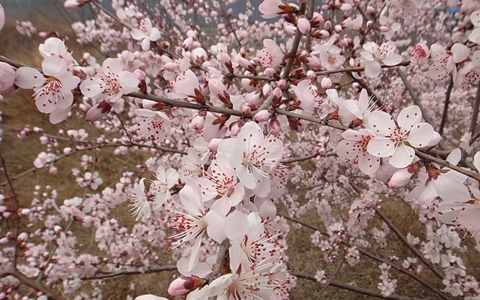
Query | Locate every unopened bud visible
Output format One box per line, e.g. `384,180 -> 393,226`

168,276 -> 205,297
297,17 -> 311,34
254,110 -> 272,122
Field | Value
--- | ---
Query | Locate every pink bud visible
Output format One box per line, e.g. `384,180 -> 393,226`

306,70 -> 316,81
278,79 -> 287,89
241,105 -> 252,115
324,20 -> 332,30
63,147 -> 74,155
366,20 -> 374,28
262,84 -> 272,97
254,110 -> 272,122
208,138 -> 222,152
39,136 -> 49,145
64,0 -> 89,9
168,277 -> 204,297
334,24 -> 343,33
190,114 -> 205,131
340,4 -> 352,11
269,118 -> 281,135
17,232 -> 28,242
297,17 -> 311,34
319,30 -> 330,39
273,87 -> 283,99
49,165 -> 58,175
366,6 -> 375,14
321,76 -> 332,89
86,101 -> 112,122
388,168 -> 414,189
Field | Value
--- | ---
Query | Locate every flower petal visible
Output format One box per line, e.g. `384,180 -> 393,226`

388,144 -> 415,168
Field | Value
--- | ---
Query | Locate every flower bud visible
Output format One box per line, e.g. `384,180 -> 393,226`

388,166 -> 417,189
208,138 -> 222,152
321,76 -> 332,89
254,110 -> 272,122
86,101 -> 112,122
324,20 -> 331,30
168,276 -> 204,297
297,17 -> 311,34
17,232 -> 28,242
241,105 -> 252,115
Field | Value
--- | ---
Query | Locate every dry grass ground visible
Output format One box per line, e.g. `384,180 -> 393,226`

1,10 -> 480,300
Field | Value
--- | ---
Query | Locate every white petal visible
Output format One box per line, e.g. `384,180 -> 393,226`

15,67 -> 44,89
407,123 -> 434,148
358,154 -> 381,175
446,148 -> 462,165
451,43 -> 470,63
366,110 -> 396,136
367,137 -> 396,157
364,61 -> 381,78
388,144 -> 415,168
382,53 -> 402,66
397,105 -> 422,129
474,151 -> 480,172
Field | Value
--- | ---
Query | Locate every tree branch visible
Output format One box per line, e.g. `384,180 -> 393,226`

438,76 -> 454,136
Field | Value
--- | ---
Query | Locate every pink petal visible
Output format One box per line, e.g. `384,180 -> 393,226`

205,210 -> 227,243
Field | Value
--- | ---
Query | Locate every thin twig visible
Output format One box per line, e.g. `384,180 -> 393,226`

438,76 -> 454,136
81,265 -> 177,280
278,214 -> 450,300
0,151 -> 20,269
397,69 -> 434,125
293,270 -> 423,300
469,81 -> 480,137
0,269 -> 65,300
374,208 -> 445,280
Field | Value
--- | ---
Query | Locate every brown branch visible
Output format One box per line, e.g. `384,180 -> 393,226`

0,151 -> 20,269
279,214 -> 450,300
397,69 -> 434,125
0,142 -> 186,187
208,239 -> 231,300
438,76 -> 454,136
374,208 -> 445,281
469,81 -> 480,137
293,270 -> 424,300
0,269 -> 65,300
81,265 -> 177,280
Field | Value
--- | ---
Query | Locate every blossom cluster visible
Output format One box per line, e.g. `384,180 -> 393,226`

1,0 -> 480,299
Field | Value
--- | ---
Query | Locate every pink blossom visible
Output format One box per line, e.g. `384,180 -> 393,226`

427,43 -> 469,80
16,56 -> 80,114
217,122 -> 284,194
410,43 -> 430,64
257,39 -> 284,68
129,178 -> 151,221
131,18 -> 161,51
366,106 -> 434,168
134,108 -> 171,142
80,58 -> 139,102
336,129 -> 381,175
361,41 -> 402,78
135,295 -> 168,300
